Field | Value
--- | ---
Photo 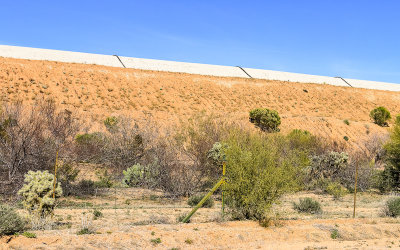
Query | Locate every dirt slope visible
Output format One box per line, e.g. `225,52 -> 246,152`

1,57 -> 400,148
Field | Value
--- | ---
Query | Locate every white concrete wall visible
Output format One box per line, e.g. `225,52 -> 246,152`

119,56 -> 248,78
0,45 -> 399,92
242,68 -> 349,87
0,45 -> 121,67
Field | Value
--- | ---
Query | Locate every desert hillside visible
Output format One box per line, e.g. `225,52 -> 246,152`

1,57 -> 399,149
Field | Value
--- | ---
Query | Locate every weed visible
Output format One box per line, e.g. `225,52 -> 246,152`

151,231 -> 155,236
21,232 -> 37,238
151,238 -> 161,245
92,209 -> 103,220
77,228 -> 93,235
330,229 -> 340,239
343,119 -> 350,125
185,238 -> 193,244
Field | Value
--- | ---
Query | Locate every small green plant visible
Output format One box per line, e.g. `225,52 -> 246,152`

343,136 -> 349,141
92,209 -> 103,220
104,116 -> 119,133
151,231 -> 155,236
18,170 -> 62,218
293,198 -> 322,214
184,238 -> 193,244
77,228 -> 94,235
330,229 -> 340,239
0,204 -> 25,236
249,108 -> 281,132
151,238 -> 162,245
326,182 -> 348,200
187,194 -> 214,208
370,106 -> 391,126
21,232 -> 37,238
343,119 -> 350,125
383,198 -> 400,217
122,164 -> 144,187
95,169 -> 113,188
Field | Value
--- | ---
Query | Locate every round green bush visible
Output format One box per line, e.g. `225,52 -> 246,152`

370,107 -> 391,126
384,198 -> 400,217
187,194 -> 214,208
0,204 -> 25,235
249,108 -> 281,132
293,197 -> 322,214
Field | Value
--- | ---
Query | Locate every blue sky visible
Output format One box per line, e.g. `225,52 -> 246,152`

1,0 -> 400,83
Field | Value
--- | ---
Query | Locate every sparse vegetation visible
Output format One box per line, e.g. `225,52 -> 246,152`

343,119 -> 350,125
151,237 -> 162,245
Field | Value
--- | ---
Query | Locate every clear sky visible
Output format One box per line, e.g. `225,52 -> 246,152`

1,0 -> 400,83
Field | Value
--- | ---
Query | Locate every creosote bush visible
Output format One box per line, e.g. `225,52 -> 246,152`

0,204 -> 25,235
249,108 -> 281,132
370,106 -> 391,126
383,198 -> 400,217
379,120 -> 400,192
18,170 -> 62,218
187,194 -> 214,208
224,129 -> 304,221
293,198 -> 322,214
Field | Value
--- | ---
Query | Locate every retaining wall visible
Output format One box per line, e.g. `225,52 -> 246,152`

1,45 -> 399,92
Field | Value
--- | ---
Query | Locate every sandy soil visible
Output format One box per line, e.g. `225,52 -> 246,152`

1,57 -> 400,150
1,188 -> 400,250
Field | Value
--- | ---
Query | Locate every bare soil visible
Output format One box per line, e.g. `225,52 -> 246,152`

1,57 -> 400,150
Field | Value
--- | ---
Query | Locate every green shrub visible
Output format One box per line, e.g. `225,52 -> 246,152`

370,107 -> 391,126
249,108 -> 281,132
223,129 -> 303,220
187,194 -> 214,208
383,198 -> 400,217
381,120 -> 400,192
104,116 -> 119,133
95,169 -> 114,188
343,119 -> 350,125
325,182 -> 348,199
293,198 -> 322,214
343,136 -> 349,141
92,209 -> 103,220
18,170 -> 62,218
330,229 -> 340,239
150,238 -> 161,245
122,164 -> 144,187
396,114 -> 400,125
57,163 -> 80,196
0,204 -> 25,235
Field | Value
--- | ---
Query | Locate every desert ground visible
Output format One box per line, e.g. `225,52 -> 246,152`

1,188 -> 400,250
1,57 -> 400,249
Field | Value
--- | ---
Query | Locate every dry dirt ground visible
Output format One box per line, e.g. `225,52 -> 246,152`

1,57 -> 400,150
1,189 -> 400,250
1,57 -> 400,249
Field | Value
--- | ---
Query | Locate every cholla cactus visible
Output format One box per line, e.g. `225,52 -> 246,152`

207,142 -> 228,166
18,170 -> 62,217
